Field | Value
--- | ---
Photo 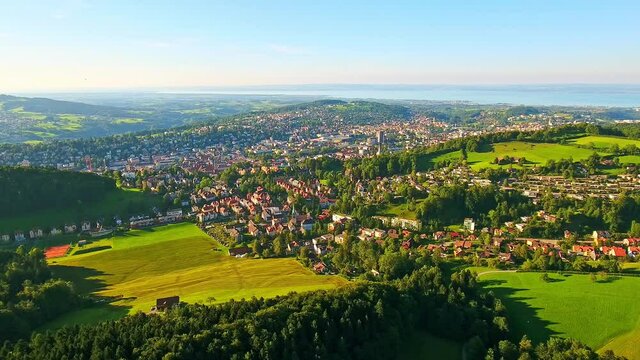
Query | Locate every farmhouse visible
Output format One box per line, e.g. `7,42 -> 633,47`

229,246 -> 250,257
153,296 -> 180,312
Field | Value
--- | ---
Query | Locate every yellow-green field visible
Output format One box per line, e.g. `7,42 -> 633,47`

434,141 -> 601,170
569,135 -> 640,149
46,223 -> 346,328
480,271 -> 640,359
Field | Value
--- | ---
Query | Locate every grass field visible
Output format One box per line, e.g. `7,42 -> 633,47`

45,223 -> 346,328
0,188 -> 160,233
569,135 -> 640,149
113,117 -> 144,124
433,141 -> 602,170
376,199 -> 425,220
480,271 -> 640,359
397,331 -> 462,360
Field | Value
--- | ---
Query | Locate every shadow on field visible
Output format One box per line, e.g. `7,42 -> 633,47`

41,265 -> 133,330
50,264 -> 111,294
483,279 -> 558,344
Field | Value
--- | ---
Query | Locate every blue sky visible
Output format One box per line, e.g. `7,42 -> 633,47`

0,0 -> 639,91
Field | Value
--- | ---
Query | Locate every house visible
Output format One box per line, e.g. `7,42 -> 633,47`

29,228 -> 43,239
498,253 -> 513,263
572,245 -> 595,256
593,231 -> 611,246
287,241 -> 301,254
154,296 -> 180,312
130,216 -> 155,229
454,240 -> 472,249
229,246 -> 251,257
606,246 -> 627,258
433,231 -> 446,241
227,228 -> 242,241
248,221 -> 262,237
64,224 -> 77,234
300,218 -> 315,233
463,218 -> 476,232
313,261 -> 327,274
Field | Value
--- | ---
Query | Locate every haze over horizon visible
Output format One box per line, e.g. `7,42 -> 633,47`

1,0 -> 639,92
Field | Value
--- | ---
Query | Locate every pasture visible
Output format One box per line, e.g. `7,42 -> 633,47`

479,271 -> 640,359
434,141 -> 600,170
46,223 -> 346,327
376,198 -> 425,220
569,135 -> 640,149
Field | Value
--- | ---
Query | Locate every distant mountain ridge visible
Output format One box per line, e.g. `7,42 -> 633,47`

0,94 -> 131,117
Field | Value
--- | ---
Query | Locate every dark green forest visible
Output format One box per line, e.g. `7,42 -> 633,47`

0,167 -> 116,217
0,247 -> 79,341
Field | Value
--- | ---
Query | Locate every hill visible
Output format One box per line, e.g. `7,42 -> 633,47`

479,271 -> 640,360
0,94 -> 303,143
0,167 -> 159,234
45,223 -> 346,327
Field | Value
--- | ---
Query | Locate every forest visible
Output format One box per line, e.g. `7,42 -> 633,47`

0,246 -> 79,341
0,167 -> 116,217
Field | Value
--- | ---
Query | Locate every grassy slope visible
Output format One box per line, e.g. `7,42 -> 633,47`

569,135 -> 640,149
0,188 -> 159,233
434,141 -> 601,170
376,199 -> 425,220
45,223 -> 346,328
480,272 -> 640,359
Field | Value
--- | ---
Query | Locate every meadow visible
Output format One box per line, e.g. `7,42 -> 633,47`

45,223 -> 346,328
0,188 -> 160,233
433,141 -> 602,170
568,135 -> 640,149
376,198 -> 425,220
479,271 -> 640,359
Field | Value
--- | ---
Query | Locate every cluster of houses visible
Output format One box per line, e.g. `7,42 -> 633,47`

129,209 -> 184,229
195,187 -> 272,223
1,220 -> 116,243
276,178 -> 334,208
509,174 -> 640,201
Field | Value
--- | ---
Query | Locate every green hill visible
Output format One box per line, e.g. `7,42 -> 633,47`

0,167 -> 159,234
45,223 -> 346,328
480,271 -> 640,360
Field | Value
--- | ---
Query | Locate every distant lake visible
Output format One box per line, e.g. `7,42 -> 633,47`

164,84 -> 640,107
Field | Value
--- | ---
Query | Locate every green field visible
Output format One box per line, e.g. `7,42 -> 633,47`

113,117 -> 144,124
434,141 -> 602,170
45,223 -> 346,328
569,135 -> 640,149
376,199 -> 425,220
480,271 -> 640,359
0,188 -> 160,233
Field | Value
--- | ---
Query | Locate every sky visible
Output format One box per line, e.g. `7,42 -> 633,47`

0,0 -> 639,91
